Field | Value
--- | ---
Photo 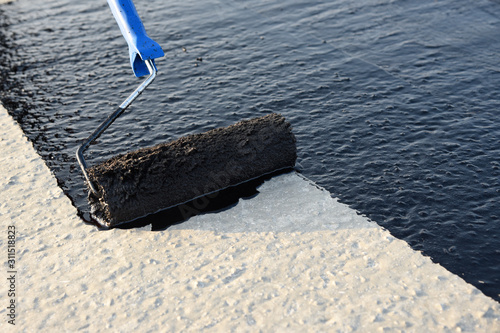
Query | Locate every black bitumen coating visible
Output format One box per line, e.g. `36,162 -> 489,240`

3,0 -> 500,300
87,113 -> 296,226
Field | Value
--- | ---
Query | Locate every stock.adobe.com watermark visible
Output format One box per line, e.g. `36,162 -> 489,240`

6,225 -> 17,325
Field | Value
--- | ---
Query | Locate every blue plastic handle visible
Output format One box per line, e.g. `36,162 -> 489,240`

107,0 -> 165,77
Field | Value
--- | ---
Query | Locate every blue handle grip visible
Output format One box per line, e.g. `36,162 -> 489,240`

107,0 -> 164,77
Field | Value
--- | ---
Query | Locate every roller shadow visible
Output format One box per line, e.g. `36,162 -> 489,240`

113,168 -> 295,231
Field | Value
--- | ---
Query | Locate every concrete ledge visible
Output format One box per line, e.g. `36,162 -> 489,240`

1,104 -> 499,331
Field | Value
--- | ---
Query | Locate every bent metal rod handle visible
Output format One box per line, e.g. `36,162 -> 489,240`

76,60 -> 158,194
76,1 -> 164,194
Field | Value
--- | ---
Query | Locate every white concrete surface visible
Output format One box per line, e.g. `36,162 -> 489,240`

1,103 -> 499,332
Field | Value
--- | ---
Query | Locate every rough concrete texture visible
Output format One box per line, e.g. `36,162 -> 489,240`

88,113 -> 296,227
1,105 -> 499,332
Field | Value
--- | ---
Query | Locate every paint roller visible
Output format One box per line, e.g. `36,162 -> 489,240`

76,0 -> 296,227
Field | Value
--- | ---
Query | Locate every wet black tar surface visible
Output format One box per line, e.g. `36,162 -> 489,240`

0,0 -> 499,301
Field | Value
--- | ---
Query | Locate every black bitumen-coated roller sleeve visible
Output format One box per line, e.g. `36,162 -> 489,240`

87,113 -> 297,227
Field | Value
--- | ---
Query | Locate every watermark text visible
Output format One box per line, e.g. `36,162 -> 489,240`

6,225 -> 16,325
